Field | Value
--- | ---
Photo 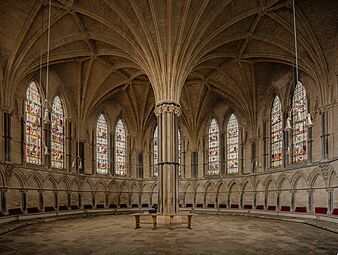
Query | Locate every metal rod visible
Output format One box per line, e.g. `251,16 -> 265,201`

292,0 -> 299,83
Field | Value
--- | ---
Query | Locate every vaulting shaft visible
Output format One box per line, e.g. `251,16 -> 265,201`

154,103 -> 181,215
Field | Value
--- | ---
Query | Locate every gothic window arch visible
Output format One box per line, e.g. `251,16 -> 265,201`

271,95 -> 283,167
292,81 -> 308,163
51,95 -> 65,169
152,125 -> 159,177
96,114 -> 109,174
114,119 -> 127,175
226,114 -> 239,174
25,81 -> 42,165
208,118 -> 220,175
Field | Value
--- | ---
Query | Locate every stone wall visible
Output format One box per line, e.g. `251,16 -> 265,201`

0,159 -> 337,215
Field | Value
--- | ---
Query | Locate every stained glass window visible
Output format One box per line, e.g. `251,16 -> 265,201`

25,81 -> 42,165
153,126 -> 159,177
96,114 -> 108,174
178,129 -> 181,177
226,114 -> 239,174
208,119 -> 219,175
271,96 -> 283,167
292,81 -> 308,163
115,119 -> 127,175
51,96 -> 64,168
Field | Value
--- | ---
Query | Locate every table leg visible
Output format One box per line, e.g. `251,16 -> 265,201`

135,215 -> 141,229
151,215 -> 157,230
169,215 -> 174,230
187,215 -> 192,229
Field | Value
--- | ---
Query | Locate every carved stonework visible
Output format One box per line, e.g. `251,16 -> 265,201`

318,163 -> 331,185
77,175 -> 86,189
3,163 -> 15,183
251,176 -> 258,189
154,103 -> 182,117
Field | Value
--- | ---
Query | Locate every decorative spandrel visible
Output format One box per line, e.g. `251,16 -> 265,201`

115,119 -> 127,175
96,114 -> 108,174
292,81 -> 308,163
25,81 -> 42,165
153,125 -> 159,177
271,96 -> 283,167
51,96 -> 64,169
208,119 -> 219,175
227,114 -> 239,174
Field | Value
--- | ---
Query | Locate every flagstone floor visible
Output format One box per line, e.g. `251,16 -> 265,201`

0,214 -> 337,255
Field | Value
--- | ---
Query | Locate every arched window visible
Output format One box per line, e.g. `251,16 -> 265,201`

226,114 -> 239,174
115,119 -> 127,175
96,114 -> 108,174
271,96 -> 283,167
178,129 -> 181,177
292,81 -> 308,163
25,81 -> 42,165
208,119 -> 219,175
153,125 -> 159,177
51,96 -> 64,168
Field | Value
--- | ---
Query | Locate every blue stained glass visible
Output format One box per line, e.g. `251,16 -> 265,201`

25,82 -> 42,165
96,114 -> 108,174
178,129 -> 181,177
271,96 -> 282,167
51,96 -> 64,168
153,126 -> 158,177
227,114 -> 239,174
115,119 -> 127,175
292,81 -> 308,163
208,119 -> 219,175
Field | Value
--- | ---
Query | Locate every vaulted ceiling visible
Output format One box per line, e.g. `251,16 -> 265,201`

0,0 -> 337,129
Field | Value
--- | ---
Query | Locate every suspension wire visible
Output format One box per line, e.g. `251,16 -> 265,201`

46,0 -> 52,101
292,0 -> 299,84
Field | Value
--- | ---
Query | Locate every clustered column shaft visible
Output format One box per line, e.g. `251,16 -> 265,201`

154,103 -> 181,215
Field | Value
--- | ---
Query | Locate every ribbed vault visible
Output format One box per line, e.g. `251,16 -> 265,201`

0,0 -> 337,123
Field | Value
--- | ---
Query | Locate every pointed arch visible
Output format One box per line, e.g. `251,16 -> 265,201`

115,118 -> 127,175
95,181 -> 107,192
270,95 -> 283,167
25,81 -> 42,165
26,173 -> 43,190
226,114 -> 239,174
292,81 -> 308,163
44,175 -> 58,190
208,118 -> 220,175
51,95 -> 65,169
96,114 -> 109,174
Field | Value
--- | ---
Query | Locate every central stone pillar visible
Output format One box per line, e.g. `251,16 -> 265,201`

154,103 -> 181,215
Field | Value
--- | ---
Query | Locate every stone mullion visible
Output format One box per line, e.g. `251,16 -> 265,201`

1,189 -> 7,213
65,119 -> 72,171
39,191 -> 44,211
4,112 -> 12,162
307,126 -> 313,163
321,111 -> 329,160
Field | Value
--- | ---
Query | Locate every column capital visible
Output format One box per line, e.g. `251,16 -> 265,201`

154,103 -> 181,117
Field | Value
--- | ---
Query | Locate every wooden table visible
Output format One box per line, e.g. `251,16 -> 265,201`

169,213 -> 193,230
132,213 -> 192,230
132,213 -> 158,230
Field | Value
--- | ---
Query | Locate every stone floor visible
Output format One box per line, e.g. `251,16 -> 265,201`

0,214 -> 337,255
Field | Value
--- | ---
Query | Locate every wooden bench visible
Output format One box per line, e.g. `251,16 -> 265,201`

244,204 -> 252,209
132,213 -> 193,230
132,213 -> 159,230
168,213 -> 193,230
